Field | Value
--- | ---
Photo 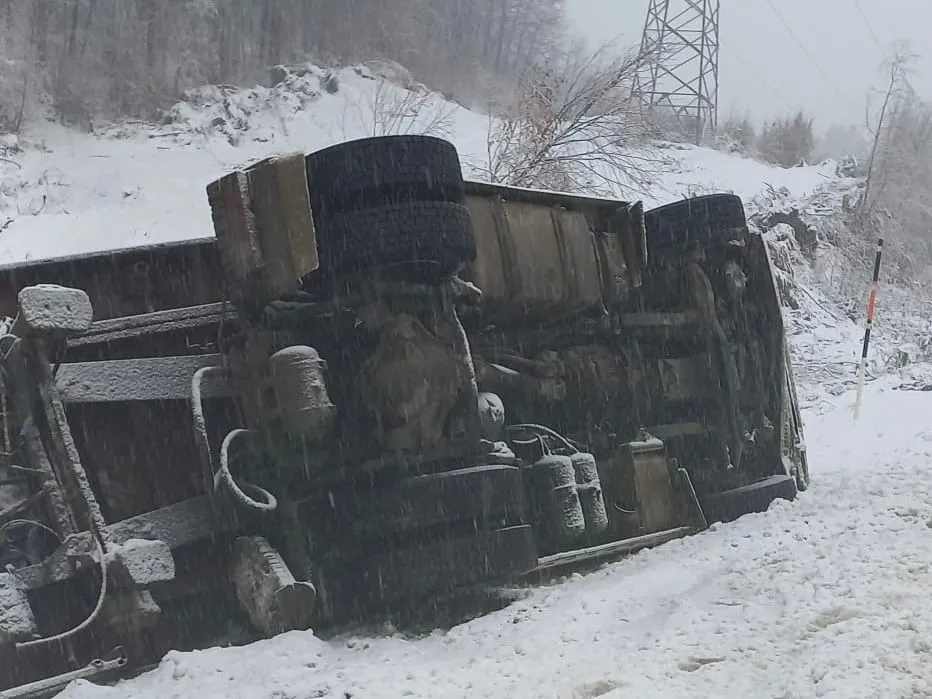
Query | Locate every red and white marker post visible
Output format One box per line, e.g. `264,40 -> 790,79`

853,238 -> 884,421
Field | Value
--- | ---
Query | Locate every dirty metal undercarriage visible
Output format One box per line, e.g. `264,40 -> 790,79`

0,136 -> 809,696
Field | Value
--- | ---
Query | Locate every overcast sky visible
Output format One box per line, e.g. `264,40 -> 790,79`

566,0 -> 932,130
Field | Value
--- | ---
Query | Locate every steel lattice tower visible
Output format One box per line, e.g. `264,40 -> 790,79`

636,0 -> 720,144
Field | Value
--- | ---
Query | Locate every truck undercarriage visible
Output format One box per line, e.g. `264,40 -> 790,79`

0,135 -> 808,696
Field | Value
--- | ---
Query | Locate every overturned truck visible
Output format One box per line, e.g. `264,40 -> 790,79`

0,135 -> 808,695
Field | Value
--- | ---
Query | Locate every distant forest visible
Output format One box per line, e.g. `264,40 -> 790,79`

0,0 -> 568,126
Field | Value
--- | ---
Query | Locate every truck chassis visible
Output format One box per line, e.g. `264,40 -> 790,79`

0,136 -> 808,696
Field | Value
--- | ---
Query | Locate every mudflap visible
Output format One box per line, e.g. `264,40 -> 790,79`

321,525 -> 538,621
700,474 -> 798,524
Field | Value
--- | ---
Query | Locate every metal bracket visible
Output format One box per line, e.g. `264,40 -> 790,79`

0,646 -> 127,699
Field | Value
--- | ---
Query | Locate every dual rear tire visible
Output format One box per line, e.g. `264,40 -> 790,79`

304,135 -> 477,288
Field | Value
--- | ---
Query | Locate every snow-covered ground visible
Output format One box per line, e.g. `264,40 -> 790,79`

5,63 -> 932,699
61,376 -> 932,698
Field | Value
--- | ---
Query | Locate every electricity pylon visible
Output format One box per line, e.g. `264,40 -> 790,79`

636,0 -> 720,144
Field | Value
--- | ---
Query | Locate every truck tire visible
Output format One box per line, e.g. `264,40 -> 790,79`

701,474 -> 798,524
644,194 -> 748,254
314,200 -> 477,278
325,464 -> 528,538
305,135 -> 465,219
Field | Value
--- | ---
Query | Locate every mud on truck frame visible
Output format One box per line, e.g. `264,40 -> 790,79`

0,135 -> 809,696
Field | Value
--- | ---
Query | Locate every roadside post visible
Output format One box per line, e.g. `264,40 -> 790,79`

853,237 -> 884,421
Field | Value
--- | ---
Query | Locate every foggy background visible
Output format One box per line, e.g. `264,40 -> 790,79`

567,0 -> 932,127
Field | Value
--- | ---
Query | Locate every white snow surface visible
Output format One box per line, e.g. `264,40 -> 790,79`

60,376 -> 932,698
0,64 -> 843,266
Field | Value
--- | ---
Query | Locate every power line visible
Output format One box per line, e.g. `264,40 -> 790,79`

853,0 -> 883,49
719,38 -> 788,105
760,0 -> 858,108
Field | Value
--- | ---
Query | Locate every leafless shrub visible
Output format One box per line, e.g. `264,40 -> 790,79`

716,112 -> 757,155
757,111 -> 815,168
343,79 -> 456,139
477,44 -> 664,197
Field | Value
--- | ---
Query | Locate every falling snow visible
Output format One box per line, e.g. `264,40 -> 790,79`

5,66 -> 932,699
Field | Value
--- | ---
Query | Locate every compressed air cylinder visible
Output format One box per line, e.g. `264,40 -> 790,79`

570,451 -> 608,535
532,452 -> 586,545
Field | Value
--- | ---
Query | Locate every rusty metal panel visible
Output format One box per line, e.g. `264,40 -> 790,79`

463,196 -> 603,322
502,200 -> 566,308
463,195 -> 509,303
553,209 -> 603,310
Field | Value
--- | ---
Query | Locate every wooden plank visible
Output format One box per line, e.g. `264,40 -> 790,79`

246,153 -> 319,288
525,526 -> 694,576
208,153 -> 318,304
56,354 -> 233,403
207,170 -> 262,287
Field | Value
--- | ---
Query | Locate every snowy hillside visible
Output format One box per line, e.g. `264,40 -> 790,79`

0,63 -> 846,267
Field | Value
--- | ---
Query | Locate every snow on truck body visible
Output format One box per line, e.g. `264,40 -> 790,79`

0,135 -> 808,695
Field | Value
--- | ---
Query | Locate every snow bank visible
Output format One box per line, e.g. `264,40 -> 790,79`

58,377 -> 932,699
0,65 -> 487,266
644,142 -> 846,209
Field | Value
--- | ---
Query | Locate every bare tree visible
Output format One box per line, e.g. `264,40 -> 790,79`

846,42 -> 932,285
477,43 -> 664,196
859,42 -> 916,226
0,0 -> 572,129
